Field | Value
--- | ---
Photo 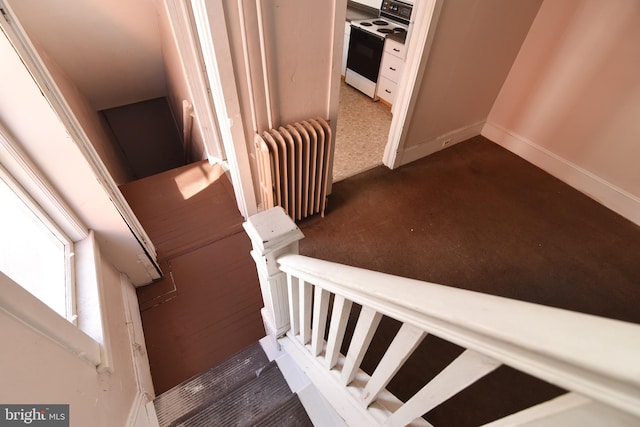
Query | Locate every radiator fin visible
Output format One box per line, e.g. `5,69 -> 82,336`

256,118 -> 332,220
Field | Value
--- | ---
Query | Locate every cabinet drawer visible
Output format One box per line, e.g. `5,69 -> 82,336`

377,76 -> 397,104
380,53 -> 404,83
384,38 -> 406,59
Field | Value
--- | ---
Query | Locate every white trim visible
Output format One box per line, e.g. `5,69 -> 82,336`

75,231 -> 114,373
255,0 -> 274,130
190,0 -> 258,218
482,121 -> 640,226
279,334 -> 430,427
0,123 -> 88,241
0,1 -> 160,273
481,393 -> 590,427
396,120 -> 485,167
122,275 -> 157,427
162,0 -> 225,162
327,1 -> 348,196
125,391 -> 159,427
0,271 -> 101,367
122,274 -> 156,399
383,0 -> 443,169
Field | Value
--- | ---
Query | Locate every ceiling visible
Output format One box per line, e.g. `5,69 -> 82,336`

8,0 -> 167,110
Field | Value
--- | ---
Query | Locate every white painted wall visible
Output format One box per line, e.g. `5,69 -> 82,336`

397,0 -> 543,163
8,0 -> 167,110
484,0 -> 640,224
0,259 -> 150,427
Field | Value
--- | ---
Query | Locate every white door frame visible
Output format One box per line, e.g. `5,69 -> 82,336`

162,0 -> 226,163
167,0 -> 258,219
382,0 -> 442,169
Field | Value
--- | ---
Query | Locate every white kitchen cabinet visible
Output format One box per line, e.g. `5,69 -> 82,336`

377,37 -> 406,105
342,22 -> 351,76
350,0 -> 382,8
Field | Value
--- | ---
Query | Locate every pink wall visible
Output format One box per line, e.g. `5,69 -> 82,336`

487,0 -> 640,200
37,46 -> 135,185
402,0 -> 543,149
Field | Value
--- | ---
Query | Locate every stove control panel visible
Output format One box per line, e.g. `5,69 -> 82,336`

381,0 -> 413,25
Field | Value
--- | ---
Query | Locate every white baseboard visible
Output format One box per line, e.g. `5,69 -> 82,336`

482,121 -> 640,226
398,120 -> 485,167
126,391 -> 159,427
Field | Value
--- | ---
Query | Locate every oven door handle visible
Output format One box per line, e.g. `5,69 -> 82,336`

350,24 -> 386,41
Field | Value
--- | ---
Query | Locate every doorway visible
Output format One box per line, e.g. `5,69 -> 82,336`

329,0 -> 441,182
333,80 -> 392,181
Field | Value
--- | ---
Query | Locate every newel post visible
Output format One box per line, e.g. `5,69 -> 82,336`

243,207 -> 304,338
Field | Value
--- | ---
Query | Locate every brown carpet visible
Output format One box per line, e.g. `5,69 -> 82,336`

299,135 -> 640,425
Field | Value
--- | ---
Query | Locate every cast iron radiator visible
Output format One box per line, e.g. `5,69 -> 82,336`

255,118 -> 333,220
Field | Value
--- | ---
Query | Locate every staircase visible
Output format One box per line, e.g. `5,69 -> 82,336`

153,342 -> 313,426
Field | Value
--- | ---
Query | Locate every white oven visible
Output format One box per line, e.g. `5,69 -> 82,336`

345,0 -> 413,99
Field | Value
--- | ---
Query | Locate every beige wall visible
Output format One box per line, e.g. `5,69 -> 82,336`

156,0 -> 207,163
8,0 -> 166,111
0,259 -> 143,427
486,0 -> 640,200
37,46 -> 135,185
401,0 -> 542,151
260,0 -> 336,126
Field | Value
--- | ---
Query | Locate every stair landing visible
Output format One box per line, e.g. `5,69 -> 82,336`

120,161 -> 265,394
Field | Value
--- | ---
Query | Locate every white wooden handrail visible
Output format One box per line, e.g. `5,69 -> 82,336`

244,207 -> 640,426
277,254 -> 640,424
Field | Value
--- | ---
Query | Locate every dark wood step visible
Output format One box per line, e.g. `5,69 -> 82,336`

175,362 -> 295,427
154,343 -> 269,426
245,393 -> 313,427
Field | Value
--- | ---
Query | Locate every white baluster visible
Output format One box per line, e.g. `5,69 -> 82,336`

384,349 -> 501,427
481,392 -> 640,427
311,287 -> 330,356
340,306 -> 382,385
287,274 -> 300,336
299,279 -> 312,345
361,323 -> 426,406
325,295 -> 353,370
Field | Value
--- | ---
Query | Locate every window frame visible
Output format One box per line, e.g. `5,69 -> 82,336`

0,124 -> 111,371
0,163 -> 77,324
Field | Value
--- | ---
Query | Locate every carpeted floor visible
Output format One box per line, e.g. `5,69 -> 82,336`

298,135 -> 640,425
333,81 -> 392,181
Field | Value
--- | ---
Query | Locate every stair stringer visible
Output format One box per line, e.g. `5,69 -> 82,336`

260,336 -> 347,427
260,335 -> 431,427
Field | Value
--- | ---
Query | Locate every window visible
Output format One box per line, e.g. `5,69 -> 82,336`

0,171 -> 75,322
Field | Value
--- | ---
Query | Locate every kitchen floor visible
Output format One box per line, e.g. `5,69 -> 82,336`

333,81 -> 392,181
